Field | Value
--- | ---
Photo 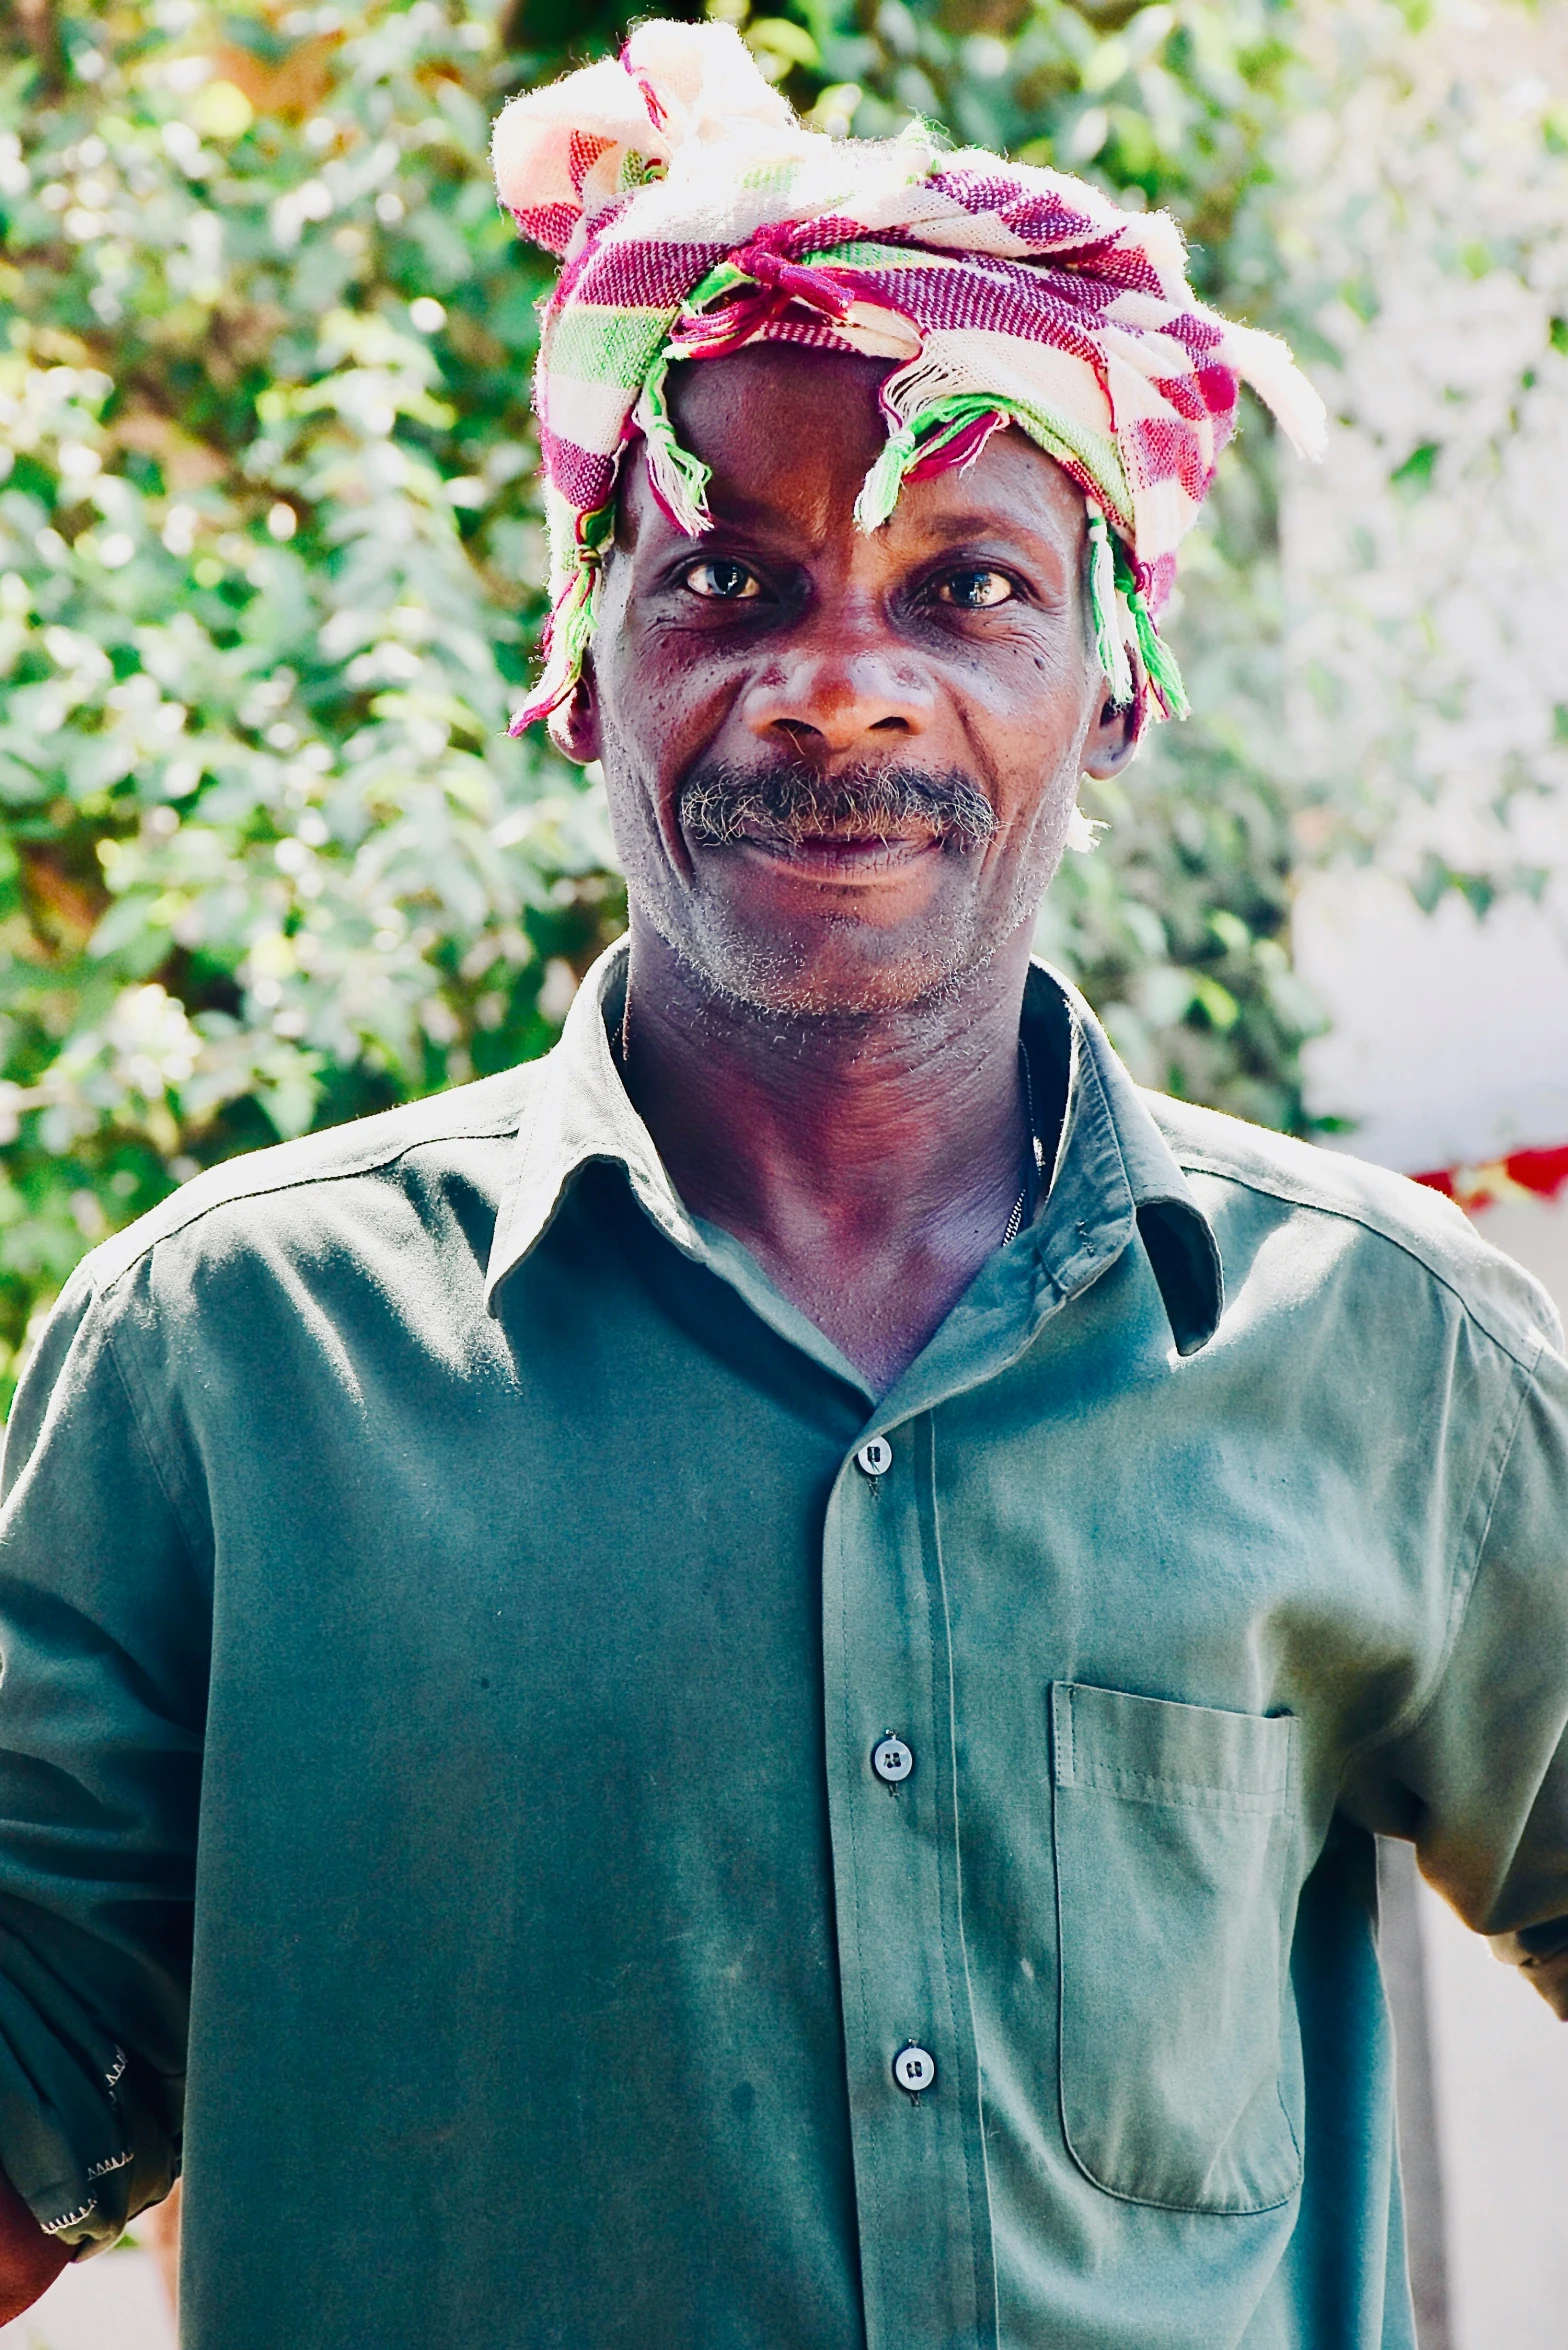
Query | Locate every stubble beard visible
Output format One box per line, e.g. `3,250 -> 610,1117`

604,736 -> 1081,1027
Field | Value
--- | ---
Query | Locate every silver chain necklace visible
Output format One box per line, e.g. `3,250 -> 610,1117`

1002,1046 -> 1044,1247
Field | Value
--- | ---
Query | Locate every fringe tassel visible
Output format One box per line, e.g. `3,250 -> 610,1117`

854,419 -> 923,533
507,504 -> 615,737
631,348 -> 712,536
1086,509 -> 1134,708
854,389 -> 1018,534
1110,531 -> 1189,722
1130,593 -> 1189,720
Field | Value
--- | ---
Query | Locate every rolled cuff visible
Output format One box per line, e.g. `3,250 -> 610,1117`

0,1930 -> 178,2253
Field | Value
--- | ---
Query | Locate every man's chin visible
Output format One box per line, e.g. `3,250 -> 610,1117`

641,895 -> 997,1024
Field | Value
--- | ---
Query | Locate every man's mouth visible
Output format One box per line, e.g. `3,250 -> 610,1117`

733,822 -> 946,878
678,759 -> 996,868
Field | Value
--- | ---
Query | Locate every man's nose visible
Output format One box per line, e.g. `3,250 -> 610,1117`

739,622 -> 935,759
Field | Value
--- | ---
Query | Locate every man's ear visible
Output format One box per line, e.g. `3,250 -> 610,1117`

1081,673 -> 1142,779
552,654 -> 602,766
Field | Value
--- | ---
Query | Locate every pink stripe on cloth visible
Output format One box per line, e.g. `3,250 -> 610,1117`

618,44 -> 670,133
538,426 -> 618,514
1144,550 -> 1177,610
512,201 -> 579,257
850,263 -> 1112,361
1059,235 -> 1168,301
904,408 -> 1010,481
1196,363 -> 1236,417
926,166 -> 1103,248
572,239 -> 735,311
1149,370 -> 1230,428
568,131 -> 612,194
1163,310 -> 1226,360
1126,414 -> 1215,502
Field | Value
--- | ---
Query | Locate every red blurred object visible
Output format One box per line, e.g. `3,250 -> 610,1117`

1413,1143 -> 1568,1214
1508,1143 -> 1568,1198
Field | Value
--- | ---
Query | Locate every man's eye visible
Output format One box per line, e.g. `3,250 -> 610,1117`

937,568 -> 1015,610
684,559 -> 762,601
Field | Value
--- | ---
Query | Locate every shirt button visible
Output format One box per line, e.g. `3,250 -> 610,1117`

871,1735 -> 914,1787
855,1436 -> 893,1478
893,2043 -> 936,2098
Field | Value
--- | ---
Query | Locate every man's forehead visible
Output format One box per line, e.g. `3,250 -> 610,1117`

664,343 -> 887,481
668,341 -> 889,421
643,345 -> 1087,548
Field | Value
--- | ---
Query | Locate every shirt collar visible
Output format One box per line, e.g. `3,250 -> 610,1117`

485,936 -> 703,1298
486,937 -> 1222,1358
1024,960 -> 1224,1356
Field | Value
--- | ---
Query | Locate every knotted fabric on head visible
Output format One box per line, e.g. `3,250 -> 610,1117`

491,19 -> 1325,746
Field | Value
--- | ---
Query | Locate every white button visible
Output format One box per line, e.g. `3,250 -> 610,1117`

856,1437 -> 893,1478
872,1735 -> 913,1786
893,2043 -> 935,2098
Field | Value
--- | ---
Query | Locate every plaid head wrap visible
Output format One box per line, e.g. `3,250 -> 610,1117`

492,20 -> 1324,745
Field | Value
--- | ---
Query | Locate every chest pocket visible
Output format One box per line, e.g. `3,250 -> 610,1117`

1051,1681 -> 1303,2215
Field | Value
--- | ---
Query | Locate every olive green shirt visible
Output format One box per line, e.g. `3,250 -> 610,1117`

1,941 -> 1566,2350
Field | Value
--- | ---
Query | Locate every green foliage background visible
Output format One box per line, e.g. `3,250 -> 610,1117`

0,0 -> 1322,1400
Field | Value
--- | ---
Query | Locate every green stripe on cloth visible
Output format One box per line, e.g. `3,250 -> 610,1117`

546,305 -> 681,392
1008,399 -> 1130,524
800,240 -> 956,271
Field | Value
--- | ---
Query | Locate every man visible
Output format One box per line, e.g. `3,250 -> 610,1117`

0,22 -> 1564,2346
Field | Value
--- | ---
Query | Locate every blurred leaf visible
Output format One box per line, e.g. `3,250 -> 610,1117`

1390,439 -> 1439,495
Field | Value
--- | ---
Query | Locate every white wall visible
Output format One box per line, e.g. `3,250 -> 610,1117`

1294,870 -> 1568,1174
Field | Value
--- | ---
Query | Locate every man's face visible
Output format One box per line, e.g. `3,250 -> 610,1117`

569,345 -> 1134,1018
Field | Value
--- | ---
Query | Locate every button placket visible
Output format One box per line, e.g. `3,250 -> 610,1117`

820,1411 -> 995,2350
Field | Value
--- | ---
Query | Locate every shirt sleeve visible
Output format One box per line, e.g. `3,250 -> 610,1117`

0,1267 -> 206,2249
1360,1327 -> 1568,2018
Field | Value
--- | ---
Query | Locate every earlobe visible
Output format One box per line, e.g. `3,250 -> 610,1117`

553,657 -> 603,766
1082,682 -> 1142,780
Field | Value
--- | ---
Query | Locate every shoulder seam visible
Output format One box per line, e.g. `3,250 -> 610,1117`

88,1105 -> 527,1302
101,1321 -> 206,1574
1173,1149 -> 1549,1373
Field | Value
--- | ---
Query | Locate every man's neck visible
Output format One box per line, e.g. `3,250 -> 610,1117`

617,919 -> 1052,1394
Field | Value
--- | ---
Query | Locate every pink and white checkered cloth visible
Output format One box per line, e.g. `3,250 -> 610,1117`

492,20 -> 1323,741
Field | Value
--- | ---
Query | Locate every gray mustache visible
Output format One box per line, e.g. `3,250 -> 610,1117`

679,761 -> 997,852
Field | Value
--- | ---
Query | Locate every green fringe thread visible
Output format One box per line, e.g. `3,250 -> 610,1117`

1111,533 -> 1189,721
633,346 -> 713,535
1086,510 -> 1134,709
853,394 -> 1014,534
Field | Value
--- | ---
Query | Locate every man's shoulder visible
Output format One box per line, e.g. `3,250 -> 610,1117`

1145,1091 -> 1563,1367
78,1060 -> 548,1304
